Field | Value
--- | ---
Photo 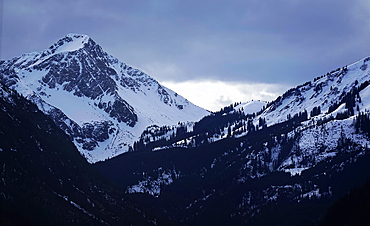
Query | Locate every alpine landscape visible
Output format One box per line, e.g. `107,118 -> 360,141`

1,34 -> 370,225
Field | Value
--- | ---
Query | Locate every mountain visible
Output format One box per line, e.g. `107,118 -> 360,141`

0,82 -> 174,226
95,56 -> 370,225
0,34 -> 209,163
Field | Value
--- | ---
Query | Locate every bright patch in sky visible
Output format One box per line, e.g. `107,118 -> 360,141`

161,80 -> 289,112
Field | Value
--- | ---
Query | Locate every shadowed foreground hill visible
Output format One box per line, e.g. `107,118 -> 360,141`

319,179 -> 370,226
0,82 -> 173,226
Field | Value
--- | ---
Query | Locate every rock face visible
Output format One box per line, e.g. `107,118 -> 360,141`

0,34 -> 209,163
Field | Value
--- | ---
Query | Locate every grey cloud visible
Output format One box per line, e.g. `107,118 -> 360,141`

2,0 -> 370,88
214,95 -> 233,108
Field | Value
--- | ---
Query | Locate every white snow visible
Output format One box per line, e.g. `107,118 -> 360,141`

278,116 -> 370,176
302,188 -> 321,198
234,100 -> 267,115
54,34 -> 89,54
126,168 -> 176,197
38,85 -> 108,126
284,167 -> 310,176
360,85 -> 370,110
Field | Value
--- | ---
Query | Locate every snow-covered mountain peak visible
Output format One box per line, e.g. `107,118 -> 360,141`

49,33 -> 91,55
0,34 -> 209,163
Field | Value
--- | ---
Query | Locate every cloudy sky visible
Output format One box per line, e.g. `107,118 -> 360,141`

2,0 -> 370,111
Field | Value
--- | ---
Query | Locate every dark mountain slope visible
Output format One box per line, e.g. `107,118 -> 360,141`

319,178 -> 370,226
0,82 -> 172,226
95,117 -> 370,225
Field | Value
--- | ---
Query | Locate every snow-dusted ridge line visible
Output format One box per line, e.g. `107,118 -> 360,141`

144,56 -> 370,174
12,34 -> 90,70
259,56 -> 370,128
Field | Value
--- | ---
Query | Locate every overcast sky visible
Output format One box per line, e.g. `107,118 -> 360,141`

2,0 -> 370,111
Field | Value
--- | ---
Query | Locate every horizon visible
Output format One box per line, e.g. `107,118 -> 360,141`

2,0 -> 370,111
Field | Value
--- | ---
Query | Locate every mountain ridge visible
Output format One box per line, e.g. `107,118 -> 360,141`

95,54 -> 370,225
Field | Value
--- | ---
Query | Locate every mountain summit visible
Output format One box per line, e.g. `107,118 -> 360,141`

0,34 -> 209,163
